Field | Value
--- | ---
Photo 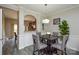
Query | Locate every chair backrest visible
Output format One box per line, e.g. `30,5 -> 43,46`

36,32 -> 41,37
36,32 -> 41,42
52,32 -> 58,37
32,34 -> 40,50
62,35 -> 69,51
52,32 -> 59,43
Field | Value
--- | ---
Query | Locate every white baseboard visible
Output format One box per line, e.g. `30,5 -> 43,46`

67,46 -> 79,52
19,44 -> 33,50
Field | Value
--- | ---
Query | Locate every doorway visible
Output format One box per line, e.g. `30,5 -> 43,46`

2,7 -> 19,55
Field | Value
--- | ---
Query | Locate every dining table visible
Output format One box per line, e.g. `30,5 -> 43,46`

40,34 -> 58,54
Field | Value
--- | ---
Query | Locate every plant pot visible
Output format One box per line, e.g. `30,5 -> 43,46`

58,36 -> 63,44
58,39 -> 62,44
58,35 -> 68,44
63,35 -> 68,39
62,35 -> 69,43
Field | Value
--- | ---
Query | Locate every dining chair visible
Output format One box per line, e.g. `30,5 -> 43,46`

51,35 -> 69,55
49,35 -> 58,44
32,34 -> 47,55
52,32 -> 59,37
36,32 -> 42,42
52,32 -> 59,42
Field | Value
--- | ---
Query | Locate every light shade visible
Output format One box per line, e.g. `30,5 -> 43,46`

42,19 -> 49,23
46,32 -> 51,34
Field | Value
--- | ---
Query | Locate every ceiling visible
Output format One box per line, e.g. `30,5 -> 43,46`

0,4 -> 79,18
18,4 -> 79,17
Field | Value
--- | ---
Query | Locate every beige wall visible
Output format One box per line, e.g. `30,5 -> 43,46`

2,15 -> 6,36
5,18 -> 17,38
1,7 -> 18,39
3,8 -> 18,20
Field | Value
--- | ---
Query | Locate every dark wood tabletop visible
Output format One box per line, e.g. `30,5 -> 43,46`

40,34 -> 58,54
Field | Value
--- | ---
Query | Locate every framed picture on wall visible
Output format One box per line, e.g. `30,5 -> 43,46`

53,18 -> 60,25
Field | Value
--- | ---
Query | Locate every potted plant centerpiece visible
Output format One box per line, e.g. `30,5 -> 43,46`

59,20 -> 69,42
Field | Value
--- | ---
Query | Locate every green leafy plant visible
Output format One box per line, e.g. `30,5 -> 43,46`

59,20 -> 69,35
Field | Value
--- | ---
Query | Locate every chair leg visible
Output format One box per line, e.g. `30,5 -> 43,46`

64,48 -> 67,55
38,51 -> 40,55
54,48 -> 57,54
33,52 -> 35,55
33,50 -> 38,55
33,50 -> 36,55
38,50 -> 42,55
61,51 -> 63,55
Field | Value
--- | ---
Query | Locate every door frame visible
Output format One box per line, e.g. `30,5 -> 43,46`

1,6 -> 19,50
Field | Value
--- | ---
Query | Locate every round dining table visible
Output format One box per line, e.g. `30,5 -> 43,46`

40,34 -> 58,54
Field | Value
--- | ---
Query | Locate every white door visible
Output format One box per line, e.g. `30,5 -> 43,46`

0,8 -> 2,55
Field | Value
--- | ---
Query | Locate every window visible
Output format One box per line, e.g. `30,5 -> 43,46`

14,24 -> 17,33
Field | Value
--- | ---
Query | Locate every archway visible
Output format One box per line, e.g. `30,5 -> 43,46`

24,15 -> 36,31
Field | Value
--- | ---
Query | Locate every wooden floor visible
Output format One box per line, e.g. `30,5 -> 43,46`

2,39 -> 18,55
2,39 -> 79,55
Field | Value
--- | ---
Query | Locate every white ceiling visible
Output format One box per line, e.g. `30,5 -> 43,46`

0,4 -> 79,18
18,4 -> 79,17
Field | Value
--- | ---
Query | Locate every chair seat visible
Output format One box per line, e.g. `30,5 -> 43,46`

51,43 -> 62,50
39,43 -> 47,49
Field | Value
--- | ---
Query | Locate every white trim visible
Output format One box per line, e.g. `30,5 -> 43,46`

19,44 -> 33,50
67,46 -> 79,52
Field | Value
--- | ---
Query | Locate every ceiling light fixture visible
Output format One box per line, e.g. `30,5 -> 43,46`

44,4 -> 47,6
42,4 -> 49,24
42,4 -> 49,30
42,19 -> 49,24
